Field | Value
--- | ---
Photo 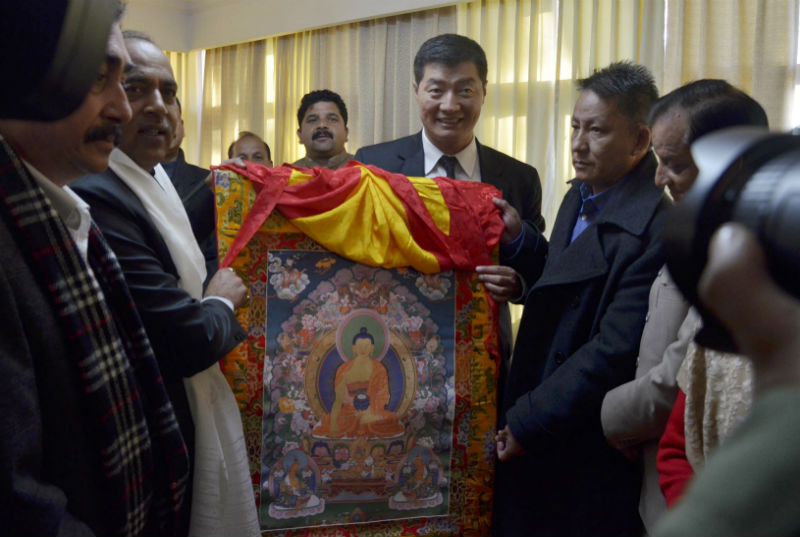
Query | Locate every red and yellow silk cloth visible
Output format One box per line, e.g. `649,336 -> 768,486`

214,162 -> 502,537
216,161 -> 505,273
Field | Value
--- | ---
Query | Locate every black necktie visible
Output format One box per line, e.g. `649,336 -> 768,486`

438,155 -> 458,178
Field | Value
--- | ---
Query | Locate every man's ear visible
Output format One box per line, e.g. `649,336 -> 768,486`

296,128 -> 302,143
412,81 -> 418,94
632,124 -> 651,157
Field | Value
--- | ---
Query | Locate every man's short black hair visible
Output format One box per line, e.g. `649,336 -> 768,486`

578,61 -> 658,126
648,79 -> 768,144
227,131 -> 271,161
413,33 -> 488,86
296,89 -> 348,127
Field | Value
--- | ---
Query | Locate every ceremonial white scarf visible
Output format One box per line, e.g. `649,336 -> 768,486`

109,149 -> 260,537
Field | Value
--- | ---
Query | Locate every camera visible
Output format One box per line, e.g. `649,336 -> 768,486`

0,0 -> 115,121
664,127 -> 800,352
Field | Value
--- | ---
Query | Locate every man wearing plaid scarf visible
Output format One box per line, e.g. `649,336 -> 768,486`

0,8 -> 189,537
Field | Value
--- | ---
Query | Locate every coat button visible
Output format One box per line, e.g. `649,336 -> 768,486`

555,352 -> 566,364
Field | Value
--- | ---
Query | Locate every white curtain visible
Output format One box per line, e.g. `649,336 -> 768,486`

167,0 -> 799,211
274,7 -> 456,164
457,0 -> 666,229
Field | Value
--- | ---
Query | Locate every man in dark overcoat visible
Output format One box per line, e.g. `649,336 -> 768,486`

0,10 -> 189,535
492,62 -> 670,537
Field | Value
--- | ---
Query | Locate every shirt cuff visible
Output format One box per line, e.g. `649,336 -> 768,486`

510,272 -> 528,303
500,226 -> 526,260
203,295 -> 234,311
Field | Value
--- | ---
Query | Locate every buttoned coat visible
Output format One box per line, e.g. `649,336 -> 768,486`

601,268 -> 692,532
0,207 -> 113,536
494,153 -> 670,536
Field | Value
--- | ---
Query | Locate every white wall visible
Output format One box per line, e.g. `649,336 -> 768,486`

125,0 -> 456,51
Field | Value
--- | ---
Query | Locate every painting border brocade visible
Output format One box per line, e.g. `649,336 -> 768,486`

215,169 -> 499,536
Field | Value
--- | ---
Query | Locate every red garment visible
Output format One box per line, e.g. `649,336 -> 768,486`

657,389 -> 694,506
214,162 -> 504,273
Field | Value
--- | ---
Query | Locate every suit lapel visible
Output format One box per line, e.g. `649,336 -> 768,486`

397,132 -> 426,177
534,185 -> 608,289
477,139 -> 503,185
532,154 -> 664,290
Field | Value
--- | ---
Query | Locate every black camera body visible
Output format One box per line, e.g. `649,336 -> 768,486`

0,0 -> 115,121
665,127 -> 800,351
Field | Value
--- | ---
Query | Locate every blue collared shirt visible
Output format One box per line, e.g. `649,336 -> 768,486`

570,181 -> 619,243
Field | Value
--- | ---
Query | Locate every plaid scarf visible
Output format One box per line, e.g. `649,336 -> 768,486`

0,137 -> 189,536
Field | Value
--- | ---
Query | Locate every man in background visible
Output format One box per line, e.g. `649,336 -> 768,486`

0,10 -> 189,535
355,33 -> 544,378
493,62 -> 667,536
293,89 -> 354,169
600,80 -> 768,534
228,130 -> 272,165
161,97 -> 218,276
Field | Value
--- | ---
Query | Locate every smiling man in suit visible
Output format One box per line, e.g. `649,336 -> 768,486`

355,33 -> 544,375
355,33 -> 543,233
71,30 -> 259,535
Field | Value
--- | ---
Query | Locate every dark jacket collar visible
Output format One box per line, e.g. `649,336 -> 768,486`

568,151 -> 664,237
535,152 -> 667,288
399,131 -> 496,178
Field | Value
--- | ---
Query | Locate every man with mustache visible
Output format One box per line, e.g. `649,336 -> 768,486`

293,89 -> 354,170
72,30 -> 259,536
0,5 -> 190,535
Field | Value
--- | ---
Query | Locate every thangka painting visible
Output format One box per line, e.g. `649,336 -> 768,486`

262,250 -> 455,529
214,163 -> 501,536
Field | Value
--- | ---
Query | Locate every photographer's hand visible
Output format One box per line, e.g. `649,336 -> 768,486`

699,223 -> 800,394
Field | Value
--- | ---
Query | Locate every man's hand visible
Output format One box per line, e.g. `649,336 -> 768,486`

476,265 -> 522,302
205,157 -> 247,190
698,223 -> 800,391
205,267 -> 248,309
496,425 -> 526,462
493,197 -> 522,245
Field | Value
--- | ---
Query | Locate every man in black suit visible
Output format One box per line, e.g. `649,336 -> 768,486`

72,31 -> 250,531
493,62 -> 668,537
161,98 -> 218,277
355,33 -> 544,367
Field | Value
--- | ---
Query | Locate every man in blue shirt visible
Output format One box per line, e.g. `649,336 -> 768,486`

492,61 -> 669,537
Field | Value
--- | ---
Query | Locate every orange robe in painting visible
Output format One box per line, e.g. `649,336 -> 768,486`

313,360 -> 403,438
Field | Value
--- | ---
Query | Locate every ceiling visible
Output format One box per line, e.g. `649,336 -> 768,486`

125,0 -> 455,52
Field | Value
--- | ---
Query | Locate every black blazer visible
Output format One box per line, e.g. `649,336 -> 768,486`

0,205 -> 113,536
354,131 -> 545,233
494,153 -> 671,536
356,131 -> 545,401
160,149 -> 218,278
72,169 -> 247,464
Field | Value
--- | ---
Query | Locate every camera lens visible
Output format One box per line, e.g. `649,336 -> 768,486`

664,127 -> 800,351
